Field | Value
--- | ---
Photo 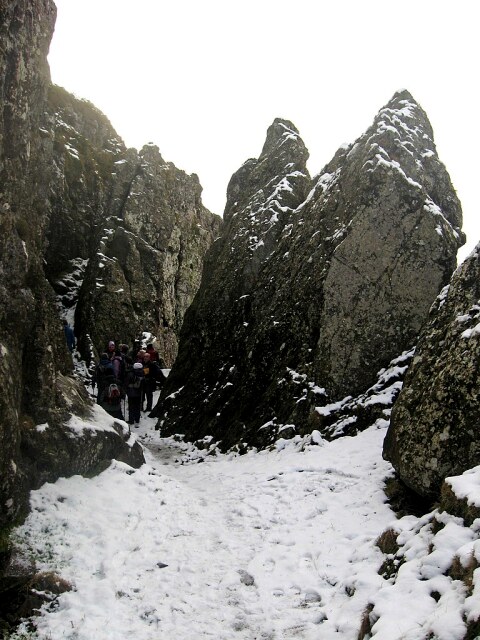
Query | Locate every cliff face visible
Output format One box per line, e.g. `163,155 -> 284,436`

74,142 -> 221,365
304,91 -> 463,397
44,87 -> 221,365
0,0 -> 64,527
0,0 -> 220,530
159,92 -> 464,450
44,85 -> 127,288
384,244 -> 480,499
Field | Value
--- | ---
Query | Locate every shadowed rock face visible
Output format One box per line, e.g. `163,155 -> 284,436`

384,244 -> 480,499
74,142 -> 221,365
158,92 -> 464,450
0,0 -> 64,528
45,88 -> 221,366
0,0 -> 146,529
0,0 -> 219,528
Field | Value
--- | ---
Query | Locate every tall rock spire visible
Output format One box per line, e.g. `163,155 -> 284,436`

158,92 -> 464,450
303,89 -> 464,397
156,118 -> 311,445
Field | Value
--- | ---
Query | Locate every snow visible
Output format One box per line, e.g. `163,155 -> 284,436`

65,403 -> 128,436
363,381 -> 403,406
10,395 -> 480,640
436,284 -> 450,309
461,323 -> 480,339
64,143 -> 80,159
316,396 -> 352,416
447,467 -> 480,506
366,153 -> 422,189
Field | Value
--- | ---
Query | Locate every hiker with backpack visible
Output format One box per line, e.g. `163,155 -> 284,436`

111,348 -> 125,385
93,353 -> 114,403
91,352 -> 124,419
141,352 -> 162,413
98,378 -> 125,420
119,343 -> 133,368
129,340 -> 142,362
126,362 -> 144,426
102,340 -> 124,381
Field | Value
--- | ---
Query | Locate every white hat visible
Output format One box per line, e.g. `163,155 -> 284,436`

133,362 -> 143,370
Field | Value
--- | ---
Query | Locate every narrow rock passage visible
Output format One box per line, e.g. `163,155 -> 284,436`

12,408 -> 394,640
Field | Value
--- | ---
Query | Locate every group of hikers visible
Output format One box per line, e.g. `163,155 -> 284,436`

93,340 -> 166,427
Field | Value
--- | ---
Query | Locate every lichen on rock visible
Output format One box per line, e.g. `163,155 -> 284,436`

384,244 -> 480,499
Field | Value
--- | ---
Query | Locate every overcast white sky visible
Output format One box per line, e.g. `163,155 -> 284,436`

48,0 -> 479,262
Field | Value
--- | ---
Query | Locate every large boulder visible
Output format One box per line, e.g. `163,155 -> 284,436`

158,92 -> 464,450
156,118 -> 311,445
309,91 -> 463,397
384,244 -> 480,498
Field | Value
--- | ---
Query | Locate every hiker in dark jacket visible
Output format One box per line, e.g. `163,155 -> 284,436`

119,344 -> 133,368
126,362 -> 144,426
98,379 -> 125,420
63,319 -> 75,353
141,352 -> 162,412
129,340 -> 141,362
98,340 -> 124,384
93,353 -> 115,404
111,349 -> 125,384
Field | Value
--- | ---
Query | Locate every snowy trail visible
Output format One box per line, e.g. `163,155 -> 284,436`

12,412 -> 395,640
145,429 -> 393,640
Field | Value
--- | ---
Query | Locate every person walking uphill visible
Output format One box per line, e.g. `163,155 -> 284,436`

141,352 -> 162,412
126,362 -> 144,426
63,319 -> 75,353
93,353 -> 114,403
98,377 -> 125,420
92,353 -> 124,419
145,343 -> 158,362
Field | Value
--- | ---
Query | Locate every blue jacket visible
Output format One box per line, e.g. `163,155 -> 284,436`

64,323 -> 75,352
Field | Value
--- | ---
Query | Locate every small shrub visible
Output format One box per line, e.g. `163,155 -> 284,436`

357,603 -> 376,640
464,616 -> 480,640
376,527 -> 405,580
440,483 -> 480,527
448,552 -> 478,595
378,555 -> 406,581
376,528 -> 399,555
430,516 -> 446,535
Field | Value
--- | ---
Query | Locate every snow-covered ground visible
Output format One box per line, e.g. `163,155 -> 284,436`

10,395 -> 480,640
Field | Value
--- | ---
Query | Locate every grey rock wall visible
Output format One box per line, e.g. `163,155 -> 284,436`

75,142 -> 221,365
42,86 -> 221,366
0,0 -> 221,529
158,92 -> 464,450
384,244 -> 480,498
0,0 -> 64,528
45,84 -> 127,285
